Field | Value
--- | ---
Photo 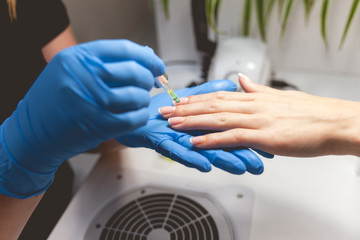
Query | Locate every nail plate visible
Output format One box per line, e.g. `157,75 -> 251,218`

178,97 -> 189,104
190,136 -> 205,145
168,117 -> 185,125
158,106 -> 176,115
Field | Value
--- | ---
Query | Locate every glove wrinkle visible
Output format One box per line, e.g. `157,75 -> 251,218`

62,62 -> 97,107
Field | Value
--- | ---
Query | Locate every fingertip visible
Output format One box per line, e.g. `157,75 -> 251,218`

199,163 -> 212,172
142,46 -> 165,77
238,72 -> 251,82
219,160 -> 246,175
247,164 -> 264,175
178,160 -> 211,172
186,159 -> 212,173
157,140 -> 212,172
256,165 -> 264,174
229,158 -> 247,174
231,148 -> 264,175
152,59 -> 166,77
198,149 -> 247,175
231,165 -> 247,175
190,136 -> 205,145
158,106 -> 176,115
238,73 -> 255,93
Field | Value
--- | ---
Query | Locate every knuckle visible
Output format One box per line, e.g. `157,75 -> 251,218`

133,67 -> 153,89
123,120 -> 137,131
209,101 -> 220,112
252,94 -> 260,101
99,95 -> 111,109
135,93 -> 150,108
91,39 -> 104,46
127,113 -> 148,130
54,49 -> 68,60
252,100 -> 263,110
127,87 -> 139,98
54,47 -> 76,62
215,112 -> 229,125
258,117 -> 270,128
232,129 -> 245,142
53,47 -> 82,70
101,65 -> 114,79
180,105 -> 191,116
127,61 -> 139,74
123,87 -> 137,101
215,91 -> 227,100
120,39 -> 131,47
125,61 -> 141,82
210,133 -> 226,146
128,88 -> 149,108
120,39 -> 135,54
127,62 -> 151,86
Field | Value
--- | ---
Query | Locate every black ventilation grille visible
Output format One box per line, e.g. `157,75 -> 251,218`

98,193 -> 219,240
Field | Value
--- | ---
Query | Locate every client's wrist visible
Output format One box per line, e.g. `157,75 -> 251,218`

329,101 -> 360,156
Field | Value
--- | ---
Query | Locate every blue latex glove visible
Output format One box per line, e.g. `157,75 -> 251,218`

117,80 -> 273,174
0,40 -> 165,198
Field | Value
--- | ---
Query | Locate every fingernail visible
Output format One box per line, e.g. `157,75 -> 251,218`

190,136 -> 205,145
177,97 -> 189,104
168,117 -> 185,125
238,72 -> 251,82
158,106 -> 176,115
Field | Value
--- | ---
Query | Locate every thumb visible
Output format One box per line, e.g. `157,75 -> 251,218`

238,73 -> 273,93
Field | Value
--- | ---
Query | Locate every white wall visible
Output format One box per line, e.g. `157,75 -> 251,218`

62,0 -> 157,49
216,0 -> 360,76
264,0 -> 360,76
62,0 -> 360,76
155,0 -> 360,76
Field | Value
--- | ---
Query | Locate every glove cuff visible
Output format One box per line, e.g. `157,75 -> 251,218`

0,123 -> 55,199
2,105 -> 63,173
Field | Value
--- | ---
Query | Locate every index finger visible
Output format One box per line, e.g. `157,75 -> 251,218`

178,91 -> 257,105
79,40 -> 165,76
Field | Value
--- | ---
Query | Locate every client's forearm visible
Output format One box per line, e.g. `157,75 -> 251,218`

0,193 -> 44,240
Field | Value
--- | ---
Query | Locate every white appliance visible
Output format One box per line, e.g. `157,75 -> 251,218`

153,0 -> 271,89
49,149 -> 255,240
208,37 -> 271,88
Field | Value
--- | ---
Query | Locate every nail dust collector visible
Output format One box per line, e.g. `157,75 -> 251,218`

49,148 -> 255,240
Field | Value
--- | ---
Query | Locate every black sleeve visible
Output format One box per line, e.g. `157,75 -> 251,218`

17,0 -> 70,48
0,0 -> 71,122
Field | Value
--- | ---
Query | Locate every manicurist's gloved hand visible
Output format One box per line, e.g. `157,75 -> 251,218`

117,80 -> 272,174
0,40 -> 165,198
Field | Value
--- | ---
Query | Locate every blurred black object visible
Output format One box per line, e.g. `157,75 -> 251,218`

269,72 -> 299,90
191,0 -> 218,85
19,162 -> 74,240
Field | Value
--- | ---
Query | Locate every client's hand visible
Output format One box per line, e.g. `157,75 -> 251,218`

117,80 -> 270,175
160,74 -> 360,157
